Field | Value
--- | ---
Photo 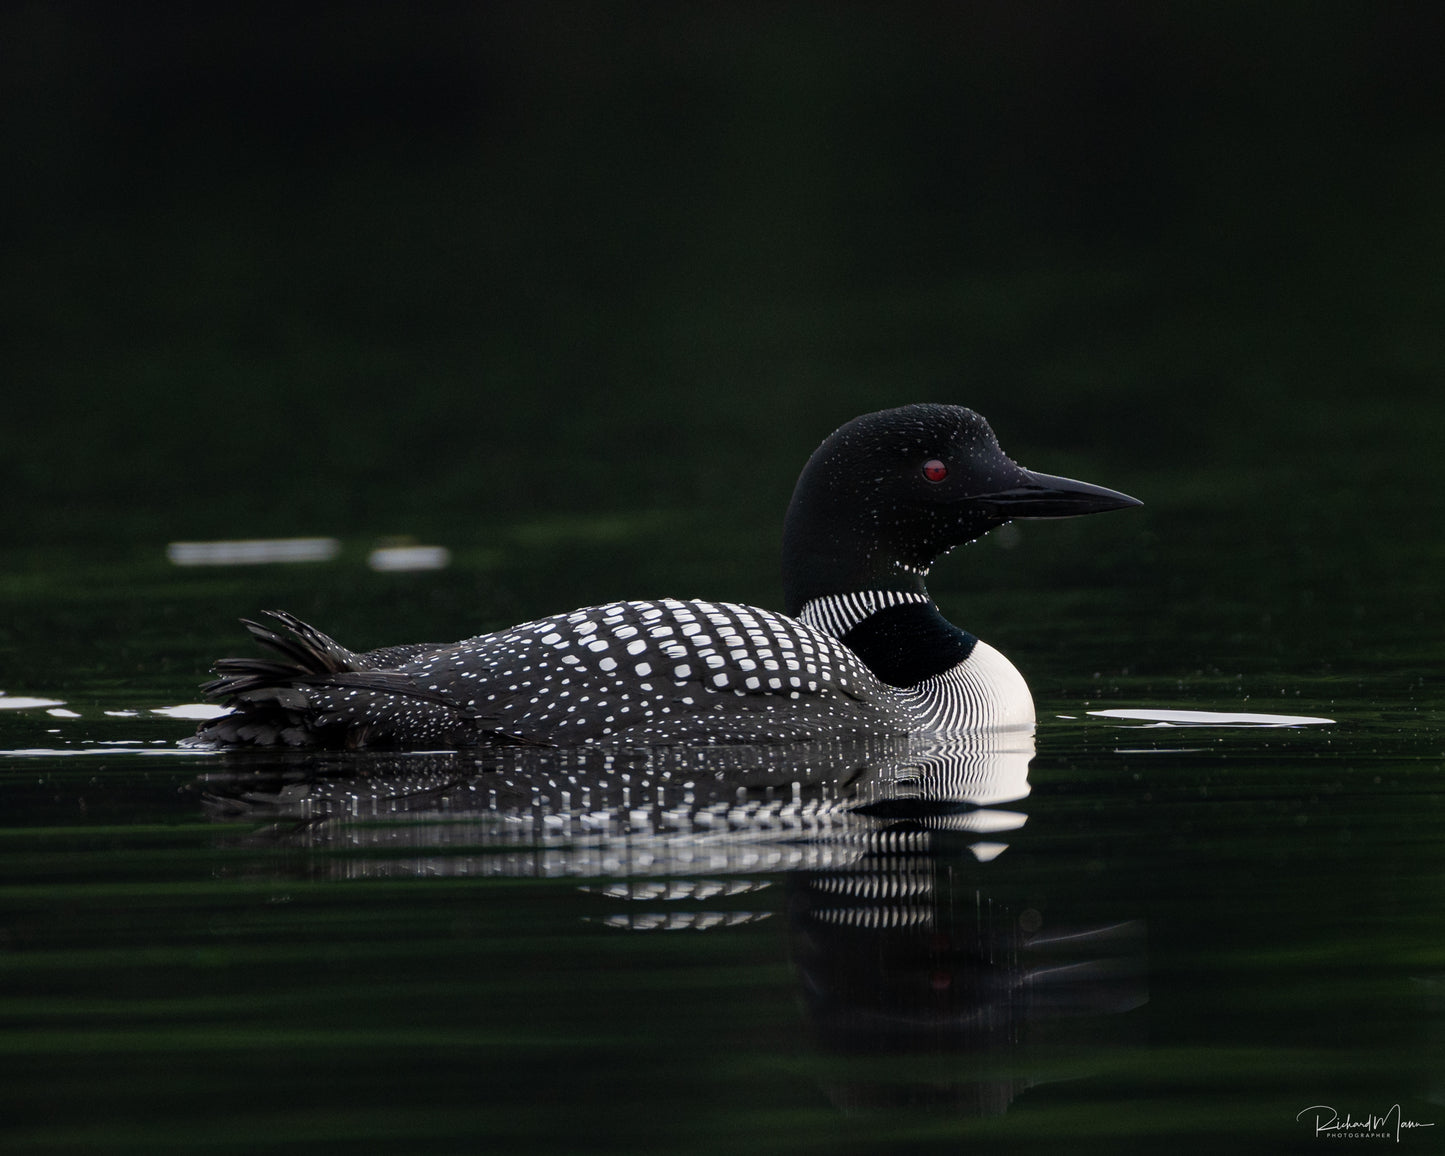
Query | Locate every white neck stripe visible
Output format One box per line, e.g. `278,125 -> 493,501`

796,591 -> 931,639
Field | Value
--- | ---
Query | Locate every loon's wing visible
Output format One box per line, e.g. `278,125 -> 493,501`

194,600 -> 912,749
376,598 -> 912,746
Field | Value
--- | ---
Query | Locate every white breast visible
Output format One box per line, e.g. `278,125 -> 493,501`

898,639 -> 1036,734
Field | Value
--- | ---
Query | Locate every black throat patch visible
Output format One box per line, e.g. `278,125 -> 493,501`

840,602 -> 978,689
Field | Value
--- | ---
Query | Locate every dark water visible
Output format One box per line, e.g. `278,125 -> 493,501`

1,525 -> 1440,1153
5,5 -> 1445,1153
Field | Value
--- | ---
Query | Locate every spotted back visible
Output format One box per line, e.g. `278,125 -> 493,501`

351,598 -> 916,746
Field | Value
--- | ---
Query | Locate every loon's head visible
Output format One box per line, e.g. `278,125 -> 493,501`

782,403 -> 1141,613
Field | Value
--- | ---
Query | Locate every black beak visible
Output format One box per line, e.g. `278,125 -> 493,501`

975,468 -> 1142,519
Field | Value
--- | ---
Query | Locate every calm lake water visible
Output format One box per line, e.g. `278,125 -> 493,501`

5,9 -> 1445,1151
1,490 -> 1440,1153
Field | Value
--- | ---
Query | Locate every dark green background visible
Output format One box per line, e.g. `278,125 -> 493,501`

2,9 -> 1443,1153
3,1 -> 1442,702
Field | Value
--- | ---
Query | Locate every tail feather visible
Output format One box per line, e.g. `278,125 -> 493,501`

199,610 -> 373,702
194,610 -> 543,749
240,610 -> 371,674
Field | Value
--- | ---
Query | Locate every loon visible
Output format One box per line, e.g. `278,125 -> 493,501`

193,404 -> 1139,749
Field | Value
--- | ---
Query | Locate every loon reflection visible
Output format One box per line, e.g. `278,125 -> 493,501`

202,734 -> 1145,1114
201,734 -> 1033,874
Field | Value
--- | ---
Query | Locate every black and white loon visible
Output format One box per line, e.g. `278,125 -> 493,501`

194,404 -> 1139,749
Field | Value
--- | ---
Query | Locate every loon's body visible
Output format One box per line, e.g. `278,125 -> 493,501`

195,404 -> 1138,749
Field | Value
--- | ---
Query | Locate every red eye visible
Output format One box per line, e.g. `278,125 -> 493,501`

922,459 -> 948,483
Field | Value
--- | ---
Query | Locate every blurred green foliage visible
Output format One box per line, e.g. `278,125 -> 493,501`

1,3 -> 1441,691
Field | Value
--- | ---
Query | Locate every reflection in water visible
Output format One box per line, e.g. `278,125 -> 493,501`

201,737 -> 1032,876
0,693 -> 67,710
790,858 -> 1146,1113
1087,708 -> 1335,727
366,545 -> 452,571
202,733 -> 1145,1115
165,537 -> 342,565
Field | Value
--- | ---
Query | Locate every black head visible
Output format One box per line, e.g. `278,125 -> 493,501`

782,403 -> 1141,613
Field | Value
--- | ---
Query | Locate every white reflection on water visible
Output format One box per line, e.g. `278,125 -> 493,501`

367,545 -> 451,571
151,704 -> 231,720
0,693 -> 66,710
0,746 -> 221,757
579,879 -> 772,901
595,911 -> 773,931
1089,708 -> 1335,727
165,537 -> 340,565
0,700 -> 229,733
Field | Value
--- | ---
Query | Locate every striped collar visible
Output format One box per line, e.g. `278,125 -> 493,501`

795,590 -> 932,639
